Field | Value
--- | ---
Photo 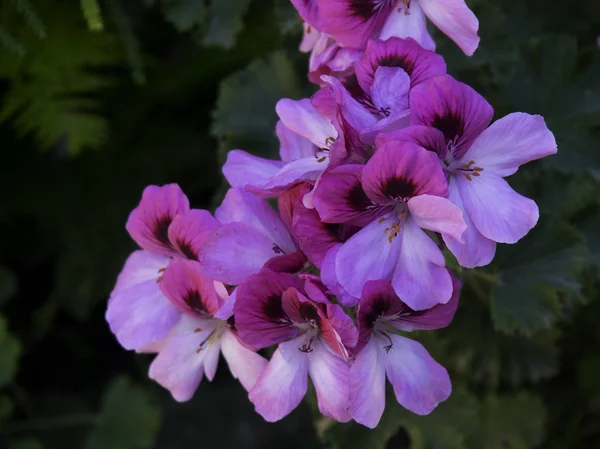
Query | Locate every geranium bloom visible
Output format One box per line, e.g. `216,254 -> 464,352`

234,271 -> 358,422
319,37 -> 446,141
149,259 -> 267,401
381,75 -> 557,267
350,277 -> 458,428
106,184 -> 219,351
316,0 -> 479,56
313,141 -> 466,310
199,188 -> 306,285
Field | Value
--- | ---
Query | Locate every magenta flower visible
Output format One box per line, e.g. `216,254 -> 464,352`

381,75 -> 557,267
234,271 -> 358,422
319,37 -> 446,141
106,184 -> 219,351
316,0 -> 479,55
350,277 -> 458,428
149,258 -> 267,401
199,188 -> 306,285
313,141 -> 466,310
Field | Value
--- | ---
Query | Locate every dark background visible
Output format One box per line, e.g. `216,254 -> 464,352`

0,1 -> 599,448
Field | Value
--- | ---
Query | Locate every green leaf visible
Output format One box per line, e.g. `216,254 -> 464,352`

0,395 -> 14,420
469,393 -> 546,449
81,0 -> 103,31
578,354 -> 600,411
212,50 -> 304,160
0,266 -> 17,307
203,0 -> 253,49
0,314 -> 21,388
85,376 -> 161,449
9,438 -> 43,449
491,220 -> 587,336
159,0 -> 207,32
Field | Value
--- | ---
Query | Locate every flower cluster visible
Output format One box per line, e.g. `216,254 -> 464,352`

106,0 -> 557,429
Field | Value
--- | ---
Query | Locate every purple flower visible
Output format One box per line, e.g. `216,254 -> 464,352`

234,271 -> 358,422
106,184 -> 220,351
306,33 -> 363,85
349,277 -> 458,428
199,188 -> 306,285
149,259 -> 267,401
319,37 -> 446,142
316,0 -> 479,56
313,141 -> 466,310
381,75 -> 557,267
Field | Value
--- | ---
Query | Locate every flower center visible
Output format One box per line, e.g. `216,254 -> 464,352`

397,0 -> 412,15
447,159 -> 484,181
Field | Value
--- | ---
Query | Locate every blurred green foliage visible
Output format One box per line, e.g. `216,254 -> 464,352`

0,0 -> 598,448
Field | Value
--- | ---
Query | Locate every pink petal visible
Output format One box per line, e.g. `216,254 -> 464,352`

249,337 -> 309,422
148,315 -> 219,402
419,0 -> 479,56
381,333 -> 451,415
408,194 -> 466,242
410,75 -> 493,158
308,340 -> 351,422
336,215 -> 402,299
276,98 -> 338,149
110,250 -> 169,295
159,259 -> 221,317
355,37 -> 446,93
222,150 -> 283,189
379,0 -> 435,51
463,113 -> 558,177
442,177 -> 496,267
391,219 -> 453,310
220,330 -> 268,391
125,184 -> 190,256
276,121 -> 317,162
375,125 -> 447,159
199,223 -> 278,285
168,209 -> 220,260
456,172 -> 539,244
320,245 -> 359,307
349,338 -> 386,428
277,182 -> 312,232
215,188 -> 296,254
292,0 -> 320,28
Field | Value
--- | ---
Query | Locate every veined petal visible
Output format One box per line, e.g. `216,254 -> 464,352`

313,164 -> 386,227
410,75 -> 493,158
362,141 -> 448,204
199,223 -> 277,285
456,172 -> 539,244
463,113 -> 558,177
159,259 -> 221,317
379,0 -> 435,51
349,338 -> 386,428
370,67 -> 410,116
249,337 -> 309,422
106,278 -> 180,351
375,125 -> 447,159
222,150 -> 283,189
215,188 -> 296,254
355,37 -> 446,92
276,98 -> 338,149
408,194 -> 466,242
381,333 -> 451,415
392,219 -> 453,310
148,315 -> 219,402
125,184 -> 190,256
220,330 -> 268,391
443,177 -> 496,267
168,209 -> 220,260
336,215 -> 402,299
420,0 -> 479,56
308,339 -> 351,422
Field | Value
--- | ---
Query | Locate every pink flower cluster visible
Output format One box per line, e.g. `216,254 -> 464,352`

106,0 -> 557,429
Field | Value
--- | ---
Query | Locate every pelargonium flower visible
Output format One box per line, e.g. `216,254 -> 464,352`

306,33 -> 363,85
199,188 -> 306,285
149,259 -> 267,401
380,75 -> 557,267
234,270 -> 358,422
319,37 -> 446,141
106,184 -> 219,351
313,141 -> 466,310
350,277 -> 459,428
316,0 -> 480,56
